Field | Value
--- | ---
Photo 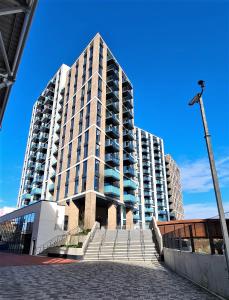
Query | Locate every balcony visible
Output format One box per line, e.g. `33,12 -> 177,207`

123,153 -> 136,165
123,141 -> 134,151
107,76 -> 119,90
143,168 -> 150,175
105,154 -> 120,166
158,210 -> 167,215
123,97 -> 133,109
56,114 -> 62,124
42,113 -> 51,122
123,119 -> 134,129
145,216 -> 152,222
43,104 -> 52,114
28,162 -> 35,170
31,133 -> 39,142
142,147 -> 149,154
55,124 -> 60,134
38,142 -> 48,151
133,215 -> 140,221
40,123 -> 49,132
104,185 -> 120,197
39,133 -> 49,141
142,155 -> 150,161
145,207 -> 154,213
122,78 -> 132,90
106,112 -> 119,125
104,168 -> 120,180
141,140 -> 148,146
144,183 -> 152,189
143,176 -> 150,182
106,89 -> 119,101
123,107 -> 133,119
106,125 -> 119,138
155,165 -> 163,171
21,193 -> 31,200
156,187 -> 164,193
143,161 -> 150,167
144,190 -> 152,197
34,117 -> 41,125
51,158 -> 57,166
107,64 -> 119,79
31,187 -> 42,195
49,183 -> 55,192
123,166 -> 135,177
124,179 -> 137,190
31,142 -> 37,150
122,86 -> 133,99
35,164 -> 45,172
29,151 -> 36,159
33,176 -> 43,184
25,171 -> 33,179
44,96 -> 53,105
50,170 -> 56,179
107,101 -> 119,113
36,153 -> 46,161
124,194 -> 137,204
105,139 -> 119,152
123,129 -> 134,141
33,124 -> 40,133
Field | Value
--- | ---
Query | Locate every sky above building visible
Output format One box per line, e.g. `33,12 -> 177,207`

0,0 -> 228,218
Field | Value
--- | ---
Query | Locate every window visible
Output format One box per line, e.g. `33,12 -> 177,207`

82,177 -> 86,192
56,175 -> 61,201
59,149 -> 64,172
95,159 -> 100,175
70,118 -> 74,141
64,215 -> 68,231
77,135 -> 82,148
85,116 -> 90,128
95,144 -> 100,157
67,143 -> 72,168
78,122 -> 82,134
81,87 -> 85,108
86,103 -> 90,116
62,126 -> 66,147
96,128 -> 101,144
76,148 -> 81,162
65,170 -> 70,197
84,144 -> 88,158
97,101 -> 102,116
74,177 -> 79,194
82,160 -> 87,176
97,115 -> 101,127
85,130 -> 89,144
94,159 -> 100,191
64,103 -> 68,123
99,65 -> 103,76
98,78 -> 102,99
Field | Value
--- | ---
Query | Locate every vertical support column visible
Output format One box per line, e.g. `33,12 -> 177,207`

126,208 -> 133,229
84,192 -> 96,229
108,204 -> 117,229
66,200 -> 79,231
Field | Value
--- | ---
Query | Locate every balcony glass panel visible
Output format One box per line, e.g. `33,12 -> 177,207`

104,185 -> 120,197
104,168 -> 120,180
124,179 -> 137,190
124,194 -> 137,204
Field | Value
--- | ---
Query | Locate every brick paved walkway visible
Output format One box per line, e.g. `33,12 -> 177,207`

0,261 -> 217,299
0,253 -> 76,266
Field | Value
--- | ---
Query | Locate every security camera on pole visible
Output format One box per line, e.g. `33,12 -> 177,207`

189,80 -> 229,277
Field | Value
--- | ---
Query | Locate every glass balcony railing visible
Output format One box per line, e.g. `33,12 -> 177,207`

123,97 -> 133,109
106,112 -> 119,125
143,161 -> 150,167
123,119 -> 134,129
33,176 -> 43,184
104,168 -> 120,180
104,185 -> 120,197
144,184 -> 152,189
155,166 -> 163,171
51,158 -> 57,166
44,96 -> 53,105
28,162 -> 35,169
49,183 -> 55,192
105,154 -> 120,166
40,123 -> 50,132
33,124 -> 40,133
124,179 -> 137,190
133,215 -> 140,221
36,153 -> 46,161
42,113 -> 51,122
144,191 -> 152,197
107,101 -> 119,113
31,187 -> 42,195
122,86 -> 133,99
21,193 -> 31,200
158,210 -> 167,215
145,207 -> 154,213
34,117 -> 41,125
143,169 -> 150,175
123,141 -> 134,151
39,133 -> 49,141
145,216 -> 152,222
106,125 -> 119,138
50,170 -> 56,178
105,139 -> 119,151
123,108 -> 133,118
107,64 -> 119,79
35,164 -> 45,172
43,104 -> 52,113
123,153 -> 136,164
123,166 -> 135,177
107,77 -> 119,90
38,142 -> 48,150
124,194 -> 137,204
123,129 -> 134,141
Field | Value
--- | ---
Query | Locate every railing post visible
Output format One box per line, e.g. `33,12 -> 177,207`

189,225 -> 195,253
178,229 -> 182,250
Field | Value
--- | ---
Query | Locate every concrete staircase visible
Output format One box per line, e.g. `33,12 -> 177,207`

84,229 -> 159,262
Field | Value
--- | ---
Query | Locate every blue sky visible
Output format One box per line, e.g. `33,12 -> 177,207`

0,0 -> 228,218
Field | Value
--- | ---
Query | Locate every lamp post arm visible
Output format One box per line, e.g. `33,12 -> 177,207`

199,96 -> 229,276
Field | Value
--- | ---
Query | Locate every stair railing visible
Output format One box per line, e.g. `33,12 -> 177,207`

140,228 -> 145,261
82,222 -> 100,256
112,228 -> 119,260
127,230 -> 130,260
98,228 -> 107,260
35,226 -> 82,255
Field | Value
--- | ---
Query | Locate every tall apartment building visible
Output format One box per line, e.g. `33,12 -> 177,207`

165,154 -> 184,220
134,127 -> 170,227
18,33 -> 138,230
18,64 -> 70,207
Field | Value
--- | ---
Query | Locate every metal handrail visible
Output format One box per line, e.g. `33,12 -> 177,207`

127,230 -> 130,260
98,229 -> 107,260
112,229 -> 119,260
35,226 -> 82,255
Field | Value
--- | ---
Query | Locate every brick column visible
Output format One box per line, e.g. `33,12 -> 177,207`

108,204 -> 117,229
126,208 -> 133,229
66,200 -> 79,230
84,192 -> 96,229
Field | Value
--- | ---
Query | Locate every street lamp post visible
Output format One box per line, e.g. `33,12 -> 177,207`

189,80 -> 229,276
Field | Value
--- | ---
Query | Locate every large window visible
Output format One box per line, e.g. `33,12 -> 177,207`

94,159 -> 100,191
65,170 -> 70,198
81,160 -> 87,192
67,143 -> 72,168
